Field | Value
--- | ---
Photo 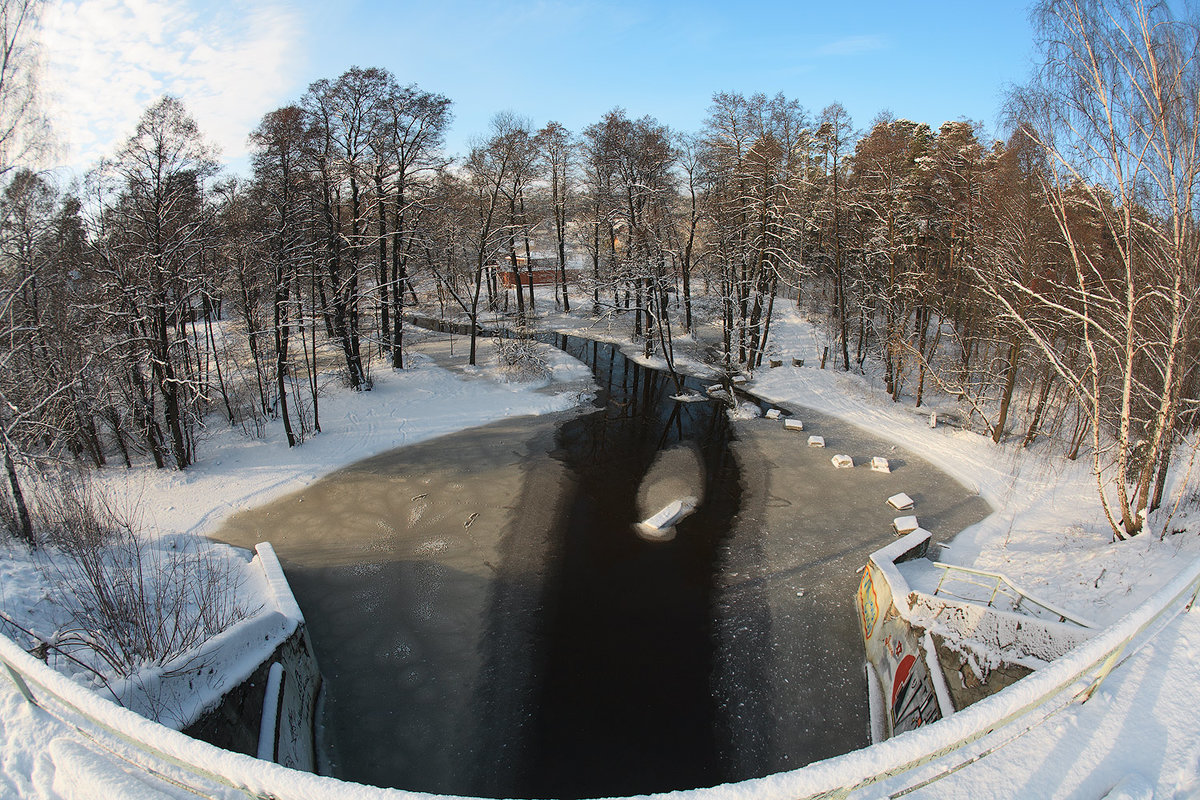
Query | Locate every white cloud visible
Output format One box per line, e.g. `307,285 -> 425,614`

815,34 -> 886,57
39,0 -> 306,176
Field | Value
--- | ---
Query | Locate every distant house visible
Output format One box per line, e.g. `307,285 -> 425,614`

497,255 -> 579,288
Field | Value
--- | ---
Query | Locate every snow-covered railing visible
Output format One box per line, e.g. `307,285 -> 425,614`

930,561 -> 1097,628
3,550 -> 1200,799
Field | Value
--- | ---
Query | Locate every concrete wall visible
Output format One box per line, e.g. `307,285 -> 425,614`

183,623 -> 321,771
857,530 -> 947,740
183,543 -> 321,772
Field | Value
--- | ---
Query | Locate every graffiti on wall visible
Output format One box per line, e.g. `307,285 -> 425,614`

858,565 -> 879,641
857,562 -> 943,738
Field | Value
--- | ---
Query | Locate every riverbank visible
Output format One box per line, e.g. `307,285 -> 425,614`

210,319 -> 995,795
510,299 -> 1200,796
0,329 -> 596,798
4,305 -> 1200,798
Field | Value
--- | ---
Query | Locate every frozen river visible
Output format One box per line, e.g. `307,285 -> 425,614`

215,333 -> 990,798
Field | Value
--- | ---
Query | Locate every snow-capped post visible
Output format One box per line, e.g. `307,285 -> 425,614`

1,657 -> 36,705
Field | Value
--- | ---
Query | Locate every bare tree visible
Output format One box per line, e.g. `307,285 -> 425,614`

302,68 -> 392,391
97,96 -> 218,470
250,105 -> 317,447
461,114 -> 523,363
0,0 -> 49,177
538,121 -> 574,312
380,82 -> 451,368
1001,0 -> 1200,537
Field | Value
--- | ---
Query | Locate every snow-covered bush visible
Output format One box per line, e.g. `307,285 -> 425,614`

494,335 -> 550,382
33,482 -> 251,678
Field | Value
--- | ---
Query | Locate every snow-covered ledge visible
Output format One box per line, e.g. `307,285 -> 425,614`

3,546 -> 1200,798
101,542 -> 306,732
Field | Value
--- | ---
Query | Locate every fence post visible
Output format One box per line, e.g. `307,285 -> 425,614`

2,659 -> 37,706
1183,576 -> 1200,613
1077,642 -> 1128,704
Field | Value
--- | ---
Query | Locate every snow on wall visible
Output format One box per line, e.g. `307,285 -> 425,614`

256,542 -> 305,625
908,592 -> 1094,672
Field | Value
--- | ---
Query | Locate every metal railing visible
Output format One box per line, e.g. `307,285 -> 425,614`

930,561 -> 1097,628
4,554 -> 1199,799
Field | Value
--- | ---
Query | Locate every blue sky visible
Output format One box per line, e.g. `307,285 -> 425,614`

40,0 -> 1038,177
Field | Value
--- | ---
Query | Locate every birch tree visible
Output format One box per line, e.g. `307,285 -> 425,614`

1003,0 -> 1200,537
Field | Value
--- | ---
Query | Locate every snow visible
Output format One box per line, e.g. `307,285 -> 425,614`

89,342 -> 591,543
0,331 -> 594,799
639,497 -> 699,531
4,305 -> 1200,798
634,497 -> 699,542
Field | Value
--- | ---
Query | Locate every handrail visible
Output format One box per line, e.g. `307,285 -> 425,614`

931,561 -> 1097,628
3,555 -> 1199,799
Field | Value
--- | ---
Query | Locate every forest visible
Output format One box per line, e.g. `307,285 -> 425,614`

1,0 -> 1197,548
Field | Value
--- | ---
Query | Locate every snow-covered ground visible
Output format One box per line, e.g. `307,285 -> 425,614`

3,305 -> 1200,798
0,331 -> 594,798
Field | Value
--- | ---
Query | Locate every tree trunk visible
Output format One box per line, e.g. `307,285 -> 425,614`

992,337 -> 1021,444
2,438 -> 33,547
520,194 -> 535,314
375,167 -> 391,358
391,178 -> 408,369
274,261 -> 296,448
557,192 -> 570,313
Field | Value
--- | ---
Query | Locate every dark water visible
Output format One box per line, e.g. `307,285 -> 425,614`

522,337 -> 741,798
413,320 -> 744,798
